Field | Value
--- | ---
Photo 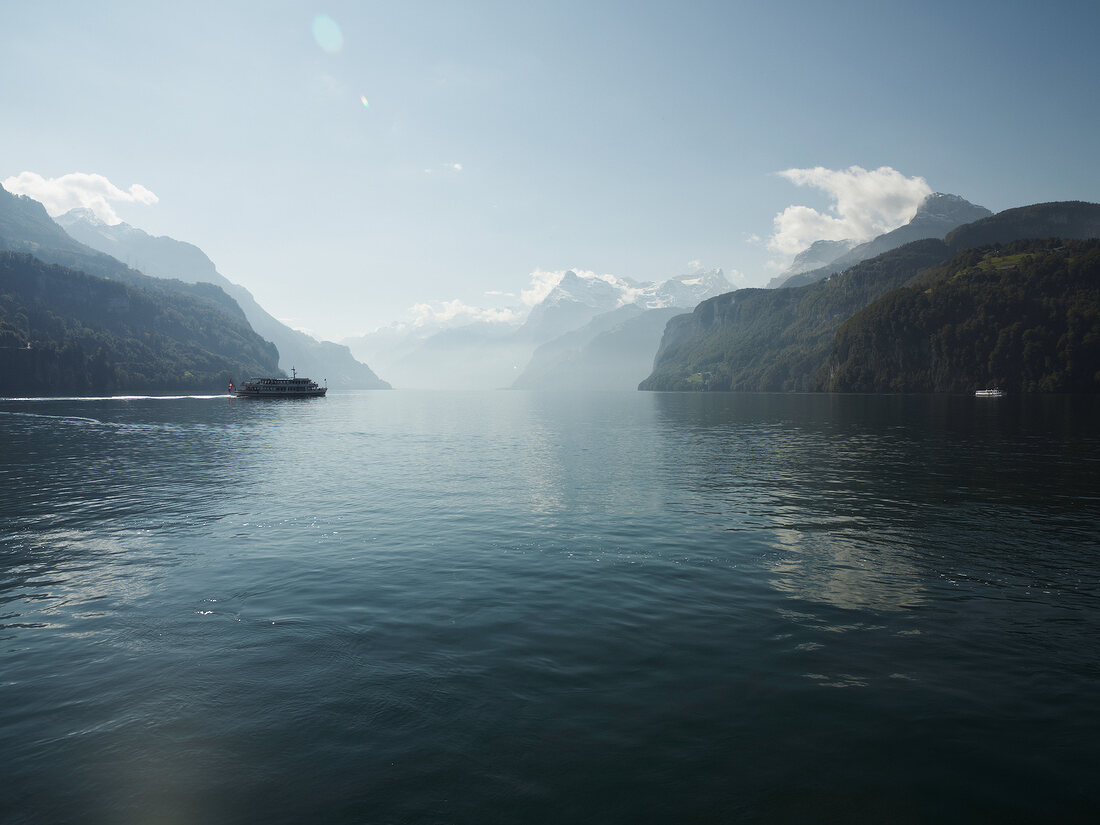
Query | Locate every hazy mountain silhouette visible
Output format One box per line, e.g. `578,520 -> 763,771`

772,193 -> 992,289
511,305 -> 685,391
56,209 -> 389,389
345,269 -> 730,389
764,239 -> 856,289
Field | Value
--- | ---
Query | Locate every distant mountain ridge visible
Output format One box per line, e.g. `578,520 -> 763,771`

56,209 -> 390,389
765,239 -> 857,288
516,271 -> 627,344
0,186 -> 279,394
772,193 -> 992,289
944,200 -> 1100,250
640,200 -> 1100,393
516,268 -> 730,343
346,268 -> 730,389
0,187 -> 247,321
511,305 -> 684,391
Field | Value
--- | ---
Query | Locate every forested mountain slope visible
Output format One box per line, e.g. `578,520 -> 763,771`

639,240 -> 952,391
1,186 -> 247,322
640,201 -> 1100,392
945,201 -> 1100,251
0,253 -> 279,395
820,239 -> 1100,393
0,186 -> 279,394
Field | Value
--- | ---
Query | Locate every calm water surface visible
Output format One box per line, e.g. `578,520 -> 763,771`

2,391 -> 1098,824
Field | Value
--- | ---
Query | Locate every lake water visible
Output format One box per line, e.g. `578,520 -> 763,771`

2,391 -> 1098,824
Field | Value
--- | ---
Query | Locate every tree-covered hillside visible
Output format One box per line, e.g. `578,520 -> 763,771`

640,201 -> 1100,392
944,201 -> 1100,252
640,240 -> 951,391
820,239 -> 1100,393
0,186 -> 249,324
0,253 -> 279,395
0,184 -> 286,395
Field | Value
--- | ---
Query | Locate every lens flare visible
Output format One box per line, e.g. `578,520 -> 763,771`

360,95 -> 370,108
312,15 -> 343,54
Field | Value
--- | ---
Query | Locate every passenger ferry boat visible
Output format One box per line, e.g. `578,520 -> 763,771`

974,388 -> 1005,398
230,369 -> 327,398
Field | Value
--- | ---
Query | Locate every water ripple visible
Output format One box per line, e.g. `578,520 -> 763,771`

2,392 -> 1099,823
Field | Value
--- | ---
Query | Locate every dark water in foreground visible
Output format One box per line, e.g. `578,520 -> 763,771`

2,391 -> 1098,824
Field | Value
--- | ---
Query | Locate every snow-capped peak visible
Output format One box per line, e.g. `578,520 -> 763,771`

55,207 -> 107,228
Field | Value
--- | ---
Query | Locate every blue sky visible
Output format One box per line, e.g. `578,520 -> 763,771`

3,0 -> 1098,339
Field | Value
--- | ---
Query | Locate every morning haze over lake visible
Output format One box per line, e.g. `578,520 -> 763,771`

2,2 -> 1099,823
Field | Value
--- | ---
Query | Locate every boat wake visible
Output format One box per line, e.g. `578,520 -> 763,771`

1,395 -> 226,402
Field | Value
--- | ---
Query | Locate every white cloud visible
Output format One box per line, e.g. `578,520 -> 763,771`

767,165 -> 931,258
424,163 -> 464,175
2,171 -> 159,225
409,299 -> 521,327
520,269 -> 567,307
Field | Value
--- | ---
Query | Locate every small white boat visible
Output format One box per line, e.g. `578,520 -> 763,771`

975,389 -> 1005,398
